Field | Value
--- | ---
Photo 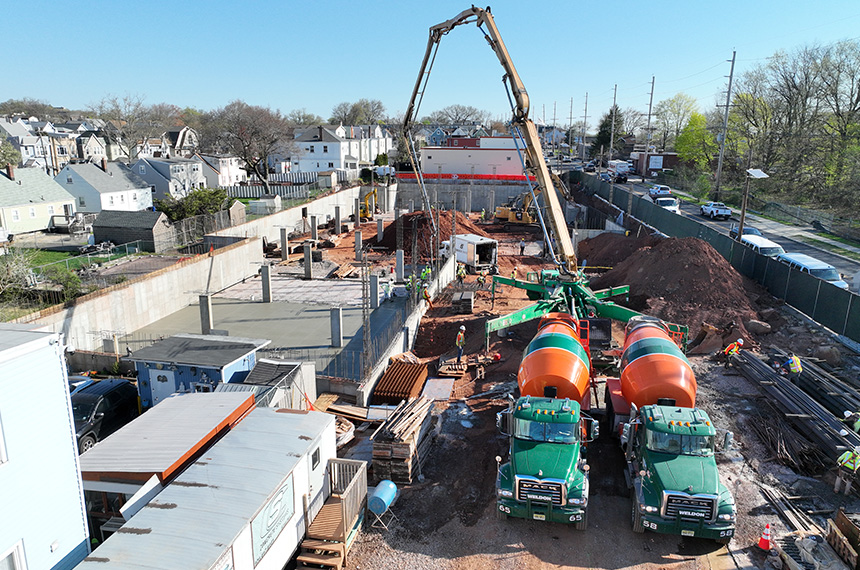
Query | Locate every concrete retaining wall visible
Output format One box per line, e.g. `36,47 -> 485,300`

397,181 -> 529,213
14,238 -> 263,351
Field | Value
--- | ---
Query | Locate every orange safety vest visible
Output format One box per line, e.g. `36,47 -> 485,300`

724,342 -> 741,356
423,288 -> 431,301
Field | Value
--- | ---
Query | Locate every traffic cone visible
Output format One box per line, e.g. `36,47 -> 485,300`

757,523 -> 772,550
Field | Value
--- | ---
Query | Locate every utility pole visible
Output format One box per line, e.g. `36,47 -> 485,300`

608,84 -> 617,165
642,76 -> 655,180
714,50 -> 736,201
568,97 -> 574,156
581,93 -> 588,161
552,101 -> 557,159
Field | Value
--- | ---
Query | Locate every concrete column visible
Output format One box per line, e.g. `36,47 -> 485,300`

199,294 -> 213,335
310,215 -> 318,241
355,231 -> 362,261
330,306 -> 343,348
354,197 -> 361,222
409,200 -> 414,212
370,274 -> 380,309
334,206 -> 341,234
304,243 -> 313,279
377,218 -> 384,242
280,227 -> 288,262
396,250 -> 404,281
261,264 -> 272,303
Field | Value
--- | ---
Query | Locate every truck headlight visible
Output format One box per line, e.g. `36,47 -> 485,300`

568,497 -> 587,506
498,489 -> 513,498
641,505 -> 658,514
718,513 -> 735,521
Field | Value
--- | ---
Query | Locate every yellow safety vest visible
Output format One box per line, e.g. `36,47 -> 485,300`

786,356 -> 802,374
838,450 -> 860,471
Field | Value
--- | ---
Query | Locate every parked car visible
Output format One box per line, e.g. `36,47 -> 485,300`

729,224 -> 763,239
68,375 -> 95,396
654,196 -> 680,214
700,201 -> 732,220
584,162 -> 596,172
598,173 -> 612,183
71,378 -> 140,453
648,184 -> 672,199
740,235 -> 785,258
775,252 -> 849,289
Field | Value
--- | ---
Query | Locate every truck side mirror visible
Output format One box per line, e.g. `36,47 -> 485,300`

589,420 -> 599,442
723,431 -> 734,451
496,411 -> 511,436
620,423 -> 630,445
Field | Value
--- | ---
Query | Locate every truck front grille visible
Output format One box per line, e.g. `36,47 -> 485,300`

662,492 -> 717,523
516,476 -> 565,506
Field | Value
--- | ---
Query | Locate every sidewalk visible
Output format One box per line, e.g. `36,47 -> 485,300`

742,212 -> 860,258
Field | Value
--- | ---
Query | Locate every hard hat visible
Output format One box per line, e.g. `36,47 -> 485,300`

841,429 -> 850,437
737,338 -> 744,345
854,446 -> 860,454
460,325 -> 465,331
845,411 -> 853,418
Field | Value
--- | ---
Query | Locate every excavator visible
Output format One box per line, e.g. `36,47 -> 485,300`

402,5 -> 575,272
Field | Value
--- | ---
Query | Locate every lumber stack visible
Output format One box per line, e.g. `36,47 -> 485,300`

371,397 -> 435,484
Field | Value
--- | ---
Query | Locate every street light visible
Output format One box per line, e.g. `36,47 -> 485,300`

738,168 -> 768,238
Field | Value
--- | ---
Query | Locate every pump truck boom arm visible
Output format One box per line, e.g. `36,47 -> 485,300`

402,6 -> 576,270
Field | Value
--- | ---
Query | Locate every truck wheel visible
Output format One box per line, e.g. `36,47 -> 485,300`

631,495 -> 645,533
79,435 -> 96,454
496,507 -> 508,521
710,212 -> 716,220
575,511 -> 588,530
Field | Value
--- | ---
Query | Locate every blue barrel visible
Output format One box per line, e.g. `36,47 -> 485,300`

368,480 -> 397,515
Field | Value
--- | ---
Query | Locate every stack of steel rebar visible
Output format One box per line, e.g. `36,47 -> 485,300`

772,348 -> 860,419
734,351 -> 860,464
748,410 -> 829,474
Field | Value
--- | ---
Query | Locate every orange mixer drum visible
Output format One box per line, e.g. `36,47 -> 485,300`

517,313 -> 591,402
619,317 -> 696,409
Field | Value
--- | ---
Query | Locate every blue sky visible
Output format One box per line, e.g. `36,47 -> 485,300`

7,0 -> 860,129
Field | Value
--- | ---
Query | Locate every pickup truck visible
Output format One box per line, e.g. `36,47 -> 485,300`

700,202 -> 731,220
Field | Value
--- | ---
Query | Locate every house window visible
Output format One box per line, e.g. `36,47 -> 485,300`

57,146 -> 68,156
79,197 -> 86,207
328,163 -> 334,168
47,205 -> 55,215
312,447 -> 320,469
28,208 -> 35,218
0,540 -> 25,570
109,196 -> 114,206
309,145 -> 315,153
132,192 -> 137,201
506,156 -> 512,161
120,195 -> 125,203
427,155 -> 432,159
66,176 -> 73,184
192,165 -> 198,171
323,145 -> 328,153
139,165 -> 146,175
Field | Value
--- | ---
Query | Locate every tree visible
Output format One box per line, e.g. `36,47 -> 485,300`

155,188 -> 235,221
328,99 -> 386,125
0,98 -> 54,118
205,100 -> 292,192
0,247 -> 36,298
89,94 -> 178,161
422,104 -> 491,125
286,108 -> 325,126
589,106 -> 624,160
622,107 -> 645,136
0,139 -> 21,168
676,112 -> 718,170
654,93 -> 698,151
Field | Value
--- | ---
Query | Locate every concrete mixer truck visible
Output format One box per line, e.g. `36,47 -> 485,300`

495,313 -> 598,528
605,316 -> 736,542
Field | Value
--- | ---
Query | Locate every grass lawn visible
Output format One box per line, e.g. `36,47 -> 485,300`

796,236 -> 860,262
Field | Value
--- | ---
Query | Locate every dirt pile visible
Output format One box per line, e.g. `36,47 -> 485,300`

590,237 -> 760,334
578,232 -> 662,268
376,210 -> 490,256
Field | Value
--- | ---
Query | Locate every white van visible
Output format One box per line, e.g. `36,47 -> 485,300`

740,235 -> 784,258
775,252 -> 849,289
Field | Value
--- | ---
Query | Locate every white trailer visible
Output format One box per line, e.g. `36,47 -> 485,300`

607,160 -> 629,183
439,233 -> 498,273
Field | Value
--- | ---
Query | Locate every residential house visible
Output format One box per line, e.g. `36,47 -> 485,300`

427,127 -> 449,146
56,159 -> 153,213
194,153 -> 247,188
76,133 -> 109,163
0,117 -> 44,168
0,165 -> 76,234
130,157 -> 206,200
124,333 -> 272,409
292,125 -> 394,173
0,325 -> 90,570
163,126 -> 198,158
0,119 -> 78,173
92,210 -> 173,252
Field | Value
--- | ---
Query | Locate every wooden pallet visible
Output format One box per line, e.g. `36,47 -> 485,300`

332,263 -> 357,279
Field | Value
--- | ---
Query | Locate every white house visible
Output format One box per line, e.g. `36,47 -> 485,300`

76,133 -> 108,163
0,325 -> 90,570
56,159 -> 153,213
292,125 -> 393,173
194,153 -> 248,187
0,165 -> 76,233
130,157 -> 206,200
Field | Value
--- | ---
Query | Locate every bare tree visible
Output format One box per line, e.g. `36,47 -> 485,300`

422,104 -> 491,125
89,94 -> 179,161
0,98 -> 54,118
329,99 -> 386,125
622,107 -> 645,136
206,100 -> 292,192
0,247 -> 36,298
286,108 -> 325,126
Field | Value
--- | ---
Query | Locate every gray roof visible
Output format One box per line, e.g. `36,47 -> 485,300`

126,333 -> 271,368
0,167 -> 75,208
76,408 -> 334,570
92,209 -> 168,230
295,126 -> 342,143
243,359 -> 300,386
61,162 -> 150,194
79,392 -> 255,480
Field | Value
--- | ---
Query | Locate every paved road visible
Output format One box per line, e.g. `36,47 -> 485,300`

612,176 -> 860,283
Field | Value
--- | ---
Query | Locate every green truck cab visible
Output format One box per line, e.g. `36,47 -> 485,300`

624,404 -> 736,542
496,396 -> 596,528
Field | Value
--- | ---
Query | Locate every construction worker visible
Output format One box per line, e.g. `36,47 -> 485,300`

422,283 -> 433,309
405,273 -> 413,292
456,325 -> 466,364
835,446 -> 860,494
723,338 -> 744,368
381,280 -> 391,303
457,263 -> 466,286
476,270 -> 487,290
480,209 -> 486,223
779,353 -> 803,378
519,238 -> 526,256
844,411 -> 860,433
511,266 -> 518,281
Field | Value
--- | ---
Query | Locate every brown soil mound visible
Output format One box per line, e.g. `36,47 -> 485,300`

376,210 -> 490,257
590,237 -> 759,334
578,232 -> 662,268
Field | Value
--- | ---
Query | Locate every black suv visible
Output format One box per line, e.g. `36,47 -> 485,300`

71,379 -> 139,453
